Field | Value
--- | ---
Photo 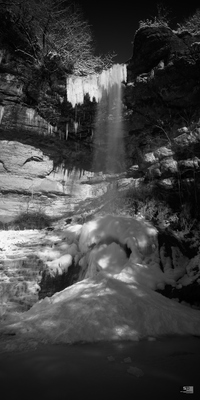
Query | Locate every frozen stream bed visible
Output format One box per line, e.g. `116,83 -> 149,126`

0,336 -> 199,400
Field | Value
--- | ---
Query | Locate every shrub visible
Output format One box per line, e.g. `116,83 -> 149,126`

139,4 -> 171,29
0,212 -> 51,230
177,8 -> 200,34
139,17 -> 169,29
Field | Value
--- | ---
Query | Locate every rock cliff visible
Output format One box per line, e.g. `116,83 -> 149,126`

125,25 -> 200,212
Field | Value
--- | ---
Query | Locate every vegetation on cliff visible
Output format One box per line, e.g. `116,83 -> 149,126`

139,4 -> 200,33
122,6 -> 200,256
0,0 -> 114,75
0,0 -> 116,135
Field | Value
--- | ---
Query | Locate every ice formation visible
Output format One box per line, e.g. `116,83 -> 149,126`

78,215 -> 188,290
2,215 -> 200,346
66,64 -> 127,107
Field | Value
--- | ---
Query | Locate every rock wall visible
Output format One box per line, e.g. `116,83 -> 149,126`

0,138 -> 113,223
0,103 -> 57,135
124,25 -> 200,203
0,49 -> 58,135
1,24 -> 200,217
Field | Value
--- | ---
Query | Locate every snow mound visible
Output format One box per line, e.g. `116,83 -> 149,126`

2,215 -> 200,345
79,214 -> 157,254
79,215 -> 178,290
5,272 -> 200,344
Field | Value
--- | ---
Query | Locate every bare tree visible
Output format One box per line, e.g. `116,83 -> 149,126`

0,0 -> 114,74
177,8 -> 200,34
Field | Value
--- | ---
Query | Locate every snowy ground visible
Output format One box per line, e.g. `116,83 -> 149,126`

1,214 -> 200,349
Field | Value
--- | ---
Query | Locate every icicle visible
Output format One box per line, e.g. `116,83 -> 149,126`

66,64 -> 127,107
74,121 -> 79,134
65,123 -> 68,140
0,105 -> 4,124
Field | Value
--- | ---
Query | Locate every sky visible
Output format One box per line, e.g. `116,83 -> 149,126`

79,1 -> 200,63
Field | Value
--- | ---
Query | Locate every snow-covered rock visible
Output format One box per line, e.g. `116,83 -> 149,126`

46,254 -> 73,274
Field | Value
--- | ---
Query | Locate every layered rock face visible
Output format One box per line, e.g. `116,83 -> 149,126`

0,137 -> 115,223
0,44 -> 97,140
0,48 -> 61,135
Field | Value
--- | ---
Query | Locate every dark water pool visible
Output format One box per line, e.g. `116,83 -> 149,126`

0,336 -> 200,400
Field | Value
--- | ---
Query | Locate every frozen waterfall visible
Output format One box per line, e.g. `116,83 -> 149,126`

66,64 -> 127,107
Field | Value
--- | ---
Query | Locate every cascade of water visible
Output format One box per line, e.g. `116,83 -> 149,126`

93,64 -> 127,173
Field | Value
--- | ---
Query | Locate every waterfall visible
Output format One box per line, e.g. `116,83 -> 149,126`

66,64 -> 127,107
66,64 -> 127,173
94,64 -> 127,173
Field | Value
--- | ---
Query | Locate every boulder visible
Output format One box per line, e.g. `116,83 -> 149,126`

127,26 -> 191,79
